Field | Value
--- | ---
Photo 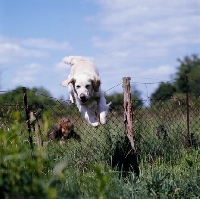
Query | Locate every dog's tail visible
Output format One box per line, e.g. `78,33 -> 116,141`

62,56 -> 86,66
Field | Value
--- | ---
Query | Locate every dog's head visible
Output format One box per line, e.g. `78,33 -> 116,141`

61,74 -> 101,104
58,118 -> 74,137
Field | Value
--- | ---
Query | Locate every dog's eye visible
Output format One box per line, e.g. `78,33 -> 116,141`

85,85 -> 90,89
76,85 -> 81,89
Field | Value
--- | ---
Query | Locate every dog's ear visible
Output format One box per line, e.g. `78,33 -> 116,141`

92,77 -> 101,92
61,78 -> 75,87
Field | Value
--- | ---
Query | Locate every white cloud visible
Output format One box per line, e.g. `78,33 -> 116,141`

0,36 -> 72,50
21,38 -> 72,50
0,43 -> 48,63
55,61 -> 70,71
139,65 -> 176,79
0,36 -> 72,64
12,63 -> 42,84
12,76 -> 35,84
92,0 -> 200,58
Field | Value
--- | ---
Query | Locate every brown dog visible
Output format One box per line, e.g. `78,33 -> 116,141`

47,118 -> 81,142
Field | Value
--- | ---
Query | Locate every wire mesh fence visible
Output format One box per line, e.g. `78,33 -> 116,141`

0,77 -> 199,173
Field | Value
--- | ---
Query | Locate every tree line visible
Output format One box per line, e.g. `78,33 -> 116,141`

150,54 -> 200,101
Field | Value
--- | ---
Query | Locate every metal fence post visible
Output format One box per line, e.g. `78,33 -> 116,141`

23,87 -> 34,150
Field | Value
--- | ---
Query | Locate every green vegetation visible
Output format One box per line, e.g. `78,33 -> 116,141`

0,90 -> 200,198
0,121 -> 199,199
0,87 -> 52,106
151,54 -> 200,101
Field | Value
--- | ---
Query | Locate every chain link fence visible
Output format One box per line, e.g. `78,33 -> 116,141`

0,77 -> 199,173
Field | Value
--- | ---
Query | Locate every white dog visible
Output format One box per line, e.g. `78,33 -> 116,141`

61,56 -> 109,127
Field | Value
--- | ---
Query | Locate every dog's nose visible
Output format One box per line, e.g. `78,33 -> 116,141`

80,93 -> 86,99
80,93 -> 85,98
80,93 -> 87,102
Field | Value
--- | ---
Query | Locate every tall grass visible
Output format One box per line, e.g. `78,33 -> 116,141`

0,120 -> 200,199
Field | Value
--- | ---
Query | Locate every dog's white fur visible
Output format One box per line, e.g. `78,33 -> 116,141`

61,56 -> 108,127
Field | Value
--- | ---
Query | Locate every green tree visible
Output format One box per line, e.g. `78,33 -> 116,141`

188,66 -> 200,95
105,86 -> 143,111
150,54 -> 200,101
150,82 -> 176,101
0,86 -> 53,108
174,54 -> 200,93
0,86 -> 73,127
0,72 -> 1,89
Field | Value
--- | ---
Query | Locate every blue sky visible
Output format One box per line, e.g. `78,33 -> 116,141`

0,0 -> 200,100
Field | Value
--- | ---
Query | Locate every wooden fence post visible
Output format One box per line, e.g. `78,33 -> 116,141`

30,111 -> 43,147
185,76 -> 191,147
23,87 -> 34,150
122,77 -> 136,154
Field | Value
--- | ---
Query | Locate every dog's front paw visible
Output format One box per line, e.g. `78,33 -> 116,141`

91,122 -> 100,127
100,112 -> 107,124
100,118 -> 106,125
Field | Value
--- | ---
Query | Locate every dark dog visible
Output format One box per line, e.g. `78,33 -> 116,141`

112,136 -> 139,177
47,118 -> 81,142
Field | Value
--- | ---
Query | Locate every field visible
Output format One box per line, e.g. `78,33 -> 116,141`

0,93 -> 200,198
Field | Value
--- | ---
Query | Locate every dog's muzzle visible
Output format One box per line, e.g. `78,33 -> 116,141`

80,93 -> 88,103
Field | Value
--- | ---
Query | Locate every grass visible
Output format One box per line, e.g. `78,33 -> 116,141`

0,120 -> 200,199
0,96 -> 200,198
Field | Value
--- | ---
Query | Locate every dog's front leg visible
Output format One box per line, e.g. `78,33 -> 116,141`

97,95 -> 109,124
79,105 -> 99,127
68,84 -> 76,104
69,93 -> 75,104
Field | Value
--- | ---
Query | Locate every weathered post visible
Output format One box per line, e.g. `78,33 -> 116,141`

30,111 -> 43,147
122,77 -> 136,153
185,76 -> 191,147
23,87 -> 34,150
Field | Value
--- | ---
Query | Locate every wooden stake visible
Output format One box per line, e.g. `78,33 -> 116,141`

23,87 -> 34,150
122,77 -> 136,154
